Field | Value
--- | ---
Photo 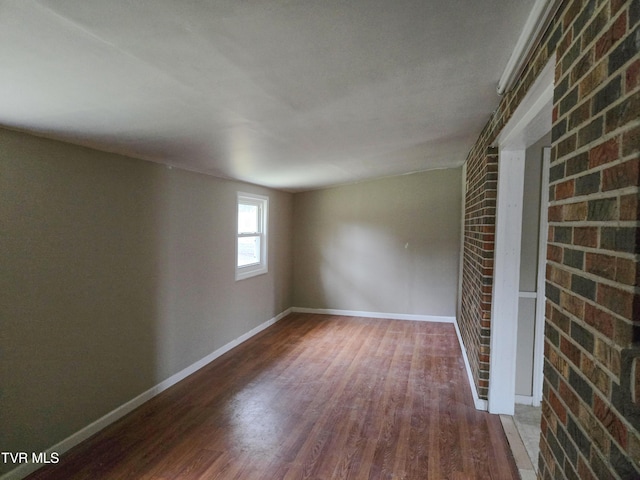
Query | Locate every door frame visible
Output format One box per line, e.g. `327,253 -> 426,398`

487,55 -> 554,415
531,146 -> 551,406
514,145 -> 551,407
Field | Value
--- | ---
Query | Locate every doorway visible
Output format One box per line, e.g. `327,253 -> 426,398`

487,54 -> 554,415
512,139 -> 550,476
515,139 -> 550,406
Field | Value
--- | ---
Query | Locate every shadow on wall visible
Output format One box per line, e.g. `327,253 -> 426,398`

292,169 -> 462,317
0,127 -> 292,476
1,133 -> 162,472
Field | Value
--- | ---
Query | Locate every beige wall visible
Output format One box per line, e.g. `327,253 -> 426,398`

1,126 -> 462,470
292,169 -> 462,317
0,127 -> 293,465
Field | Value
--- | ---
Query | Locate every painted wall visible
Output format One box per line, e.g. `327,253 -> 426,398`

292,169 -> 462,317
0,127 -> 293,472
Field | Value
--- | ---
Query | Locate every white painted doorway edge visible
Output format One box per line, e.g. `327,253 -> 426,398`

516,145 -> 550,407
488,54 -> 555,415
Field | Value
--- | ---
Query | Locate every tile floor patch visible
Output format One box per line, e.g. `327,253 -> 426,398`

514,404 -> 542,470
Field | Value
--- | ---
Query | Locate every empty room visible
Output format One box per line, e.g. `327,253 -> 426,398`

1,1 -> 639,479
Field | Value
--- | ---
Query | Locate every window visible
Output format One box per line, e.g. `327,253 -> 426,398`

236,192 -> 268,280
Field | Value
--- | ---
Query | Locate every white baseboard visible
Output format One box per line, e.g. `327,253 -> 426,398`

452,320 -> 488,411
291,307 -> 455,324
0,308 -> 292,480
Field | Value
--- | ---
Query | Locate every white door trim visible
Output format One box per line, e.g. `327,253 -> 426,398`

488,150 -> 526,415
532,146 -> 551,406
488,55 -> 554,415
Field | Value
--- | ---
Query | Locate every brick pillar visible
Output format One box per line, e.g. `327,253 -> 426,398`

459,146 -> 498,399
539,1 -> 640,478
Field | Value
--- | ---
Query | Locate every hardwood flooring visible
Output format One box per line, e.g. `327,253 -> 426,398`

26,313 -> 519,479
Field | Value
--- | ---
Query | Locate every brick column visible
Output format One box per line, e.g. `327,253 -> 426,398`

460,1 -> 639,478
459,146 -> 498,399
539,1 -> 640,478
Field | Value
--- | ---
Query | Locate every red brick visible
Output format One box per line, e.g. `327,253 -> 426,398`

577,456 -> 598,480
561,335 -> 582,367
597,283 -> 634,319
561,290 -> 585,317
611,0 -> 626,15
589,137 -> 620,167
585,303 -> 615,337
548,244 -> 564,263
563,0 -> 582,30
556,179 -> 576,200
622,123 -> 640,156
620,193 -> 640,220
549,387 -> 568,424
460,5 -> 640,476
594,394 -> 628,449
559,377 -> 581,415
586,252 -> 616,280
627,58 -> 640,91
602,158 -> 640,191
549,204 -> 564,222
574,227 -> 599,247
595,10 -> 628,61
615,257 -> 637,285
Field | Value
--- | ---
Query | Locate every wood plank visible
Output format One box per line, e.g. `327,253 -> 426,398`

26,314 -> 519,479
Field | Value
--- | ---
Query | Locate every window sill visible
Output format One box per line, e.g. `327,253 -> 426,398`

235,266 -> 268,281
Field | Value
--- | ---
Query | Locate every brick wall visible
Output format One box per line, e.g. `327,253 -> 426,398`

460,144 -> 498,400
459,0 -> 639,478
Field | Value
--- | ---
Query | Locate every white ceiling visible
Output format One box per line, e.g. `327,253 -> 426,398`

0,0 -> 535,191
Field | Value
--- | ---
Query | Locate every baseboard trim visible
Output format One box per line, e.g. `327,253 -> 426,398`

0,308 -> 292,480
452,320 -> 488,411
291,307 -> 455,324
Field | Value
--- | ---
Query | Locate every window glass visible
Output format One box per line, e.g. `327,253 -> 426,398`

237,236 -> 260,266
238,204 -> 259,234
236,193 -> 268,280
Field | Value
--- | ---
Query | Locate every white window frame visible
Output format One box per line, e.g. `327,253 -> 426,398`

235,192 -> 268,281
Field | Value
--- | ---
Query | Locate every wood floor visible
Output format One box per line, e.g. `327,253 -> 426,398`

26,313 -> 519,480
